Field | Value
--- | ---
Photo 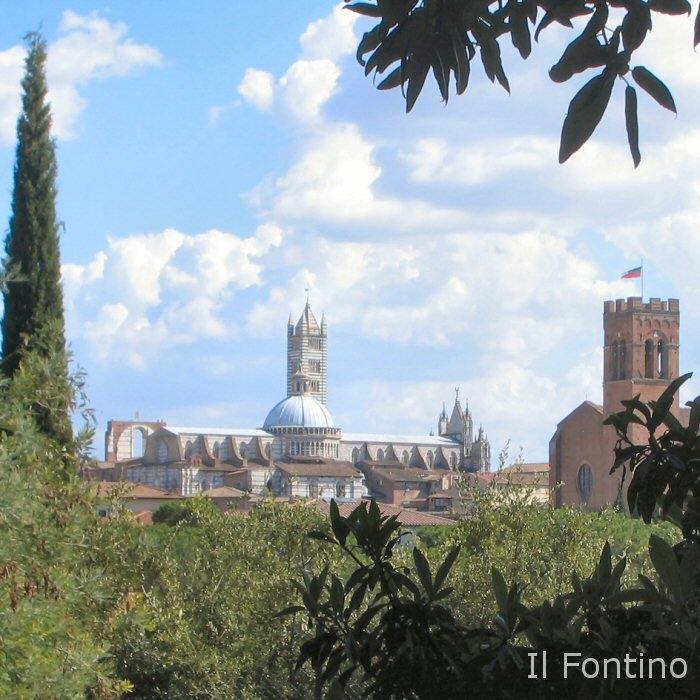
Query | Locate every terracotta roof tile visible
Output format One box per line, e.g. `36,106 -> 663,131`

314,499 -> 456,527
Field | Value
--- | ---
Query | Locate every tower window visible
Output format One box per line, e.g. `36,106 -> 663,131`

156,440 -> 168,464
618,340 -> 626,379
658,340 -> 667,378
645,339 -> 654,378
577,463 -> 593,500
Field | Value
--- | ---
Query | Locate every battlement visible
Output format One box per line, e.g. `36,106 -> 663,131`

603,297 -> 679,315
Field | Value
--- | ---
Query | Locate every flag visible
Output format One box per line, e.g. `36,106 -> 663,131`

621,266 -> 642,279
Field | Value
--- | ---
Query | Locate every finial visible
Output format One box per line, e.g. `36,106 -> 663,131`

455,387 -> 459,401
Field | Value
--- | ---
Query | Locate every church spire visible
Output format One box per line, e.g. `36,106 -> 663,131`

287,301 -> 328,405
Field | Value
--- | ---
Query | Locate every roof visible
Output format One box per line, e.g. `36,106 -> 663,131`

468,464 -> 549,488
263,394 -> 335,430
314,499 -> 456,527
164,427 -> 272,438
90,481 -> 182,499
295,301 -> 321,334
201,486 -> 249,499
343,432 -> 459,446
276,459 -> 360,478
501,462 -> 549,475
556,400 -> 603,427
361,465 -> 442,483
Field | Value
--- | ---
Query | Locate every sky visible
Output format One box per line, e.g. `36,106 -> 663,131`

0,2 -> 698,464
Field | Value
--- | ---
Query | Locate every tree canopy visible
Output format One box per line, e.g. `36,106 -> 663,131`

346,0 -> 695,165
1,33 -> 71,445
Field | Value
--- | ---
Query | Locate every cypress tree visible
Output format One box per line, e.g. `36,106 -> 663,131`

2,33 -> 71,446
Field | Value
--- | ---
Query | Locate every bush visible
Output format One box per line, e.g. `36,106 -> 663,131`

285,377 -> 700,699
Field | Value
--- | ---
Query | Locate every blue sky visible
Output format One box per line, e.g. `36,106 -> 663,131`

0,2 -> 698,463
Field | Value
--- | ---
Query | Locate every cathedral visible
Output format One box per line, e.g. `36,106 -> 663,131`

103,302 -> 491,502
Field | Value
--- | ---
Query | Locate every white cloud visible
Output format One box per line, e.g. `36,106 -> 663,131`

235,3 -> 357,123
63,224 -> 283,367
237,67 -> 275,111
0,11 -> 161,144
404,136 -> 553,185
299,4 -> 358,62
279,59 -> 341,119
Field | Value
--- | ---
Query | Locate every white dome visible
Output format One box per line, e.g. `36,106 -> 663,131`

263,395 -> 336,430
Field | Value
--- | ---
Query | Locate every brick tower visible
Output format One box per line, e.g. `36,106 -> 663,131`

551,297 -> 681,509
603,297 -> 680,417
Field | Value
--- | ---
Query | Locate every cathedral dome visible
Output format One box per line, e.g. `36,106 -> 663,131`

263,394 -> 336,431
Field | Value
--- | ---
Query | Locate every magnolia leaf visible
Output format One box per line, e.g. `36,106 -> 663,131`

625,86 -> 641,168
632,66 -> 677,113
649,533 -> 682,601
649,0 -> 691,15
559,69 -> 615,163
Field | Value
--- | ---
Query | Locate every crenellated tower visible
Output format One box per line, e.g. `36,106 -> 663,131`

603,297 -> 680,417
287,301 -> 328,406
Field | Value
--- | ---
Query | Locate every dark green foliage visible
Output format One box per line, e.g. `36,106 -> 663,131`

100,500 -> 342,698
288,499 -> 699,698
288,382 -> 700,697
151,496 -> 217,526
1,33 -> 71,446
346,0 -> 688,165
0,345 -> 128,698
605,372 -> 700,527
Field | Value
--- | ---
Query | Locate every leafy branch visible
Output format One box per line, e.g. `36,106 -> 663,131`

346,0 -> 692,165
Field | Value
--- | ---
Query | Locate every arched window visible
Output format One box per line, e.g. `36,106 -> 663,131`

658,340 -> 666,378
645,339 -> 655,378
134,428 -> 146,457
240,442 -> 247,459
156,440 -> 168,464
577,463 -> 593,500
220,440 -> 230,461
426,451 -> 434,468
401,450 -> 409,465
618,340 -> 626,379
450,452 -> 457,469
611,341 -> 619,380
376,448 -> 385,461
212,441 -> 220,458
184,440 -> 193,460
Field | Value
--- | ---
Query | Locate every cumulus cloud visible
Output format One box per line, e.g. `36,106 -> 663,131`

403,136 -> 554,185
235,3 -> 357,123
63,224 -> 283,368
245,228 -> 620,357
0,10 -> 161,144
237,67 -> 275,111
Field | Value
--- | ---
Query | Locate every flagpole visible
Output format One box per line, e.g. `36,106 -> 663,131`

641,258 -> 644,300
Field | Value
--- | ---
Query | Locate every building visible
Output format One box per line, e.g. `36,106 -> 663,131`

550,297 -> 681,509
102,302 -> 491,506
